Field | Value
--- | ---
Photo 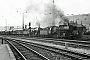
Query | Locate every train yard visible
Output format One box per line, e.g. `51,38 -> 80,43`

2,35 -> 90,49
1,0 -> 90,60
5,39 -> 49,60
0,35 -> 90,60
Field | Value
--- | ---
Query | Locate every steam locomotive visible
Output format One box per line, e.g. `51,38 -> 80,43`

0,23 -> 86,39
37,24 -> 86,39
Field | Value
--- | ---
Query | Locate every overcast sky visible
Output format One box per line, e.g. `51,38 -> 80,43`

0,0 -> 90,27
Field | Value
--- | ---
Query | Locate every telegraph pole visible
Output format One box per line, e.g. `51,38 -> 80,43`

5,19 -> 7,31
22,12 -> 24,30
52,0 -> 55,26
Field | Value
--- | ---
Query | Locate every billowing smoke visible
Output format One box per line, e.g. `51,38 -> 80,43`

25,1 -> 69,28
36,20 -> 40,27
41,2 -> 69,27
25,1 -> 44,28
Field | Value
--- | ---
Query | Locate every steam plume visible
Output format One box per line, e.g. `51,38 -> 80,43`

41,2 -> 69,27
25,1 -> 69,27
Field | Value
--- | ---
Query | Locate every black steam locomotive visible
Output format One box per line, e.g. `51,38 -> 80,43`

0,23 -> 86,39
37,24 -> 86,39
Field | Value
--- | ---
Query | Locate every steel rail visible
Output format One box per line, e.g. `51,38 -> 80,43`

5,40 -> 27,60
1,36 -> 90,60
17,40 -> 90,60
10,40 -> 50,60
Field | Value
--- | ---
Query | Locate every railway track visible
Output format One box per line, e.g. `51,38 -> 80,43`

6,36 -> 90,49
5,39 -> 90,60
5,39 -> 49,60
1,35 -> 90,44
5,35 -> 90,44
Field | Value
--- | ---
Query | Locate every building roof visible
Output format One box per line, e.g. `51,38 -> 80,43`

67,13 -> 90,28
